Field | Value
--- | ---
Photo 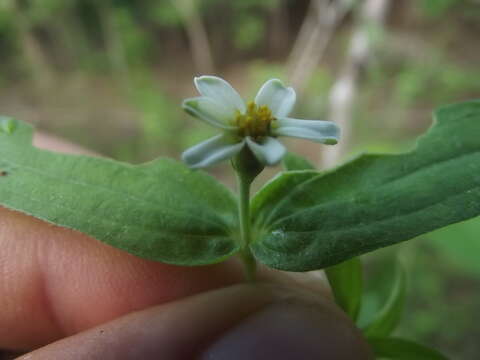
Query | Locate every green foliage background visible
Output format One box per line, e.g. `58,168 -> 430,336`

0,0 -> 479,358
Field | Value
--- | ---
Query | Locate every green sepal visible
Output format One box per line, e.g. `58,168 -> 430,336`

0,120 -> 240,265
231,146 -> 264,184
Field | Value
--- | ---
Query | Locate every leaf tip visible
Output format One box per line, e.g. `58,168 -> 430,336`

0,116 -> 18,135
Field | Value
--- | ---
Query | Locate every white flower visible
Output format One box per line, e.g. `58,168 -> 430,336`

181,76 -> 340,168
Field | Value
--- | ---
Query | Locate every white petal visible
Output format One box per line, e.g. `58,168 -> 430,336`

245,136 -> 286,166
254,79 -> 296,118
183,97 -> 236,129
194,76 -> 246,113
182,134 -> 244,168
273,117 -> 340,145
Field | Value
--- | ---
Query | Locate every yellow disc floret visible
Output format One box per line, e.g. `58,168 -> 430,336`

234,101 -> 275,139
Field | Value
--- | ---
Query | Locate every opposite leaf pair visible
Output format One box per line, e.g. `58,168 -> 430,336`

0,100 -> 479,272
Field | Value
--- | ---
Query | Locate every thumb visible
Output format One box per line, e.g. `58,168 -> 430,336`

18,283 -> 372,360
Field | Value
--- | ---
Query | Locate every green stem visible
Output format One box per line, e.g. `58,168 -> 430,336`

236,171 -> 257,282
232,147 -> 263,282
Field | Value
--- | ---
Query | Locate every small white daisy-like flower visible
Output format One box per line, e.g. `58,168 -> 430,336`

181,76 -> 340,168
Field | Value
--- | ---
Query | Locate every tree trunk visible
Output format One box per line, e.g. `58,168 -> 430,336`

97,1 -> 132,89
287,0 -> 352,96
268,0 -> 289,57
172,0 -> 215,74
8,1 -> 56,91
322,0 -> 391,168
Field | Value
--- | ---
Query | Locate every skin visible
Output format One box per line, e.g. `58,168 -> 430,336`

0,133 -> 371,359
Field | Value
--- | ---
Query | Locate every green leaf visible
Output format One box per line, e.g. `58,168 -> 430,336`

250,100 -> 480,271
282,152 -> 315,171
364,262 -> 406,337
325,257 -> 363,321
368,337 -> 449,360
0,120 -> 240,265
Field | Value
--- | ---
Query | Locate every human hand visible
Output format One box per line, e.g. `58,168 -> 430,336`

0,134 -> 371,359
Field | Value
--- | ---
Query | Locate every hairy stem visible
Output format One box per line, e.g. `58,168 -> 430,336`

236,171 -> 257,282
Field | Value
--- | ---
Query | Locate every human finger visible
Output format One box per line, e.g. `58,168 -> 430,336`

18,283 -> 372,360
0,207 -> 242,350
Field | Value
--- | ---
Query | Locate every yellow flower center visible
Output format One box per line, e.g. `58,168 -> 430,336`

234,101 -> 275,139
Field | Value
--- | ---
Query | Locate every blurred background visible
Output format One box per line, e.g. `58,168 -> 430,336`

0,0 -> 479,358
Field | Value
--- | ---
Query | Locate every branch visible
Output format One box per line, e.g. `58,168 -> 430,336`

172,0 -> 215,74
322,0 -> 391,168
287,0 -> 352,96
7,0 -> 57,91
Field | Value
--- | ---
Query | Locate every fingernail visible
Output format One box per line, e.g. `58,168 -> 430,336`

199,301 -> 371,360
